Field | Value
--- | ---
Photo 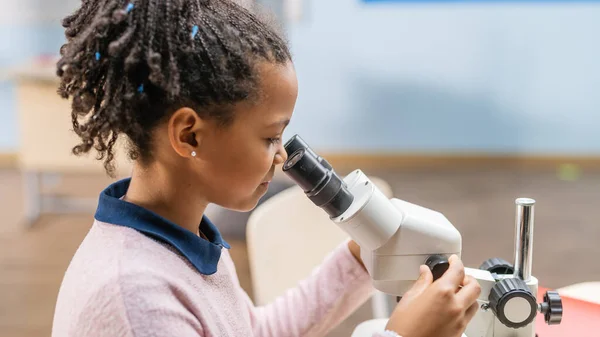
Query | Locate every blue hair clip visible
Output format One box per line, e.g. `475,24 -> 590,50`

191,25 -> 199,39
126,3 -> 134,13
138,84 -> 144,93
95,52 -> 101,61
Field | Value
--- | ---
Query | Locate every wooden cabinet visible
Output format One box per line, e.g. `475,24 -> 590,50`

11,60 -> 132,227
13,62 -> 132,174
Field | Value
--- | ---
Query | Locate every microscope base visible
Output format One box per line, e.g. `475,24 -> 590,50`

351,318 -> 468,337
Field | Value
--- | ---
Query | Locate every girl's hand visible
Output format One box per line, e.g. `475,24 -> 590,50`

385,255 -> 481,337
347,240 -> 366,270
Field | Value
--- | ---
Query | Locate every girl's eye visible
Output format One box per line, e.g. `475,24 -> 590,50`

268,137 -> 281,145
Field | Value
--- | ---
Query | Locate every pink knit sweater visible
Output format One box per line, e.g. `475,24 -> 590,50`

51,179 -> 397,337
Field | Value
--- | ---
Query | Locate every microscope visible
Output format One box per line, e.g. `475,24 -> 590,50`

281,134 -> 563,337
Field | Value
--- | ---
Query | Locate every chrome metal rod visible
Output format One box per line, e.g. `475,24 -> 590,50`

514,198 -> 535,281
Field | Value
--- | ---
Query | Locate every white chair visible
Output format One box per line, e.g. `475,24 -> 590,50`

246,176 -> 394,319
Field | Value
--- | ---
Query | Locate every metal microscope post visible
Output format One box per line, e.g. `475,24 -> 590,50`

513,198 -> 535,282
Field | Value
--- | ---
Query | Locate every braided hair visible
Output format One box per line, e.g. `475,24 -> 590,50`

57,0 -> 292,176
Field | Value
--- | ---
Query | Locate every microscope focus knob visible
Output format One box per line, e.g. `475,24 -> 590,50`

479,258 -> 514,275
539,291 -> 563,325
425,255 -> 449,281
489,278 -> 537,329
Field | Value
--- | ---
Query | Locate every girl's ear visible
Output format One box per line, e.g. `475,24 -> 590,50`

167,107 -> 203,158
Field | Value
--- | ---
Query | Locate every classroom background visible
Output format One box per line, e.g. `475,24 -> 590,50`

1,0 -> 599,336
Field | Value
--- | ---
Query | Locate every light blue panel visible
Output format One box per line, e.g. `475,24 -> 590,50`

0,81 -> 17,152
0,23 -> 65,66
362,0 -> 600,2
284,1 -> 600,154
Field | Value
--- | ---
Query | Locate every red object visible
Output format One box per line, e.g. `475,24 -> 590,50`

536,287 -> 600,336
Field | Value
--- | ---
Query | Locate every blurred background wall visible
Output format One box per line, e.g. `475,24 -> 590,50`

2,0 -> 600,155
280,0 -> 600,155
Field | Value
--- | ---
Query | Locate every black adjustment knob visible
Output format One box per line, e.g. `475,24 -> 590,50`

479,258 -> 514,275
539,291 -> 563,325
425,255 -> 449,281
489,278 -> 537,329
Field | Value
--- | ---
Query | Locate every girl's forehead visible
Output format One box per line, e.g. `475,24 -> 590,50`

235,62 -> 297,122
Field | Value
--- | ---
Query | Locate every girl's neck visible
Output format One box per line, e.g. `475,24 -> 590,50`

123,162 -> 208,236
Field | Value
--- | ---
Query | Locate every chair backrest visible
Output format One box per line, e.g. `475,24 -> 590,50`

246,176 -> 393,305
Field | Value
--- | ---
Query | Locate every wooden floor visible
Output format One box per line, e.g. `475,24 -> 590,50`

1,166 -> 599,337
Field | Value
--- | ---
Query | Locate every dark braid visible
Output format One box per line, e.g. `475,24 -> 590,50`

57,0 -> 292,177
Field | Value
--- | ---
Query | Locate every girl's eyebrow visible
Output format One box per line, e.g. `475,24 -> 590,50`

267,118 -> 290,128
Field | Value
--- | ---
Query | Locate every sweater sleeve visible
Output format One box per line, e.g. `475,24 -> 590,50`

244,241 -> 374,337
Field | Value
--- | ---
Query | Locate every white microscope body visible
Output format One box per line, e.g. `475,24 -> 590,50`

282,135 -> 562,337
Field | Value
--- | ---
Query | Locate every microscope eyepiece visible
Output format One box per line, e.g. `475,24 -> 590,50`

284,135 -> 308,159
284,134 -> 333,170
282,148 -> 330,193
283,148 -> 305,171
282,135 -> 353,218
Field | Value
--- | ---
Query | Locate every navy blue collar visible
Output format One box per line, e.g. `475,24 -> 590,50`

94,178 -> 230,275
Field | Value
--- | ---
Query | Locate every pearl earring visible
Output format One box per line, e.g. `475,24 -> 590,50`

191,151 -> 197,157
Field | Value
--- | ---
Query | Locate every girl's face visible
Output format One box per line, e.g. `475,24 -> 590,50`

185,61 -> 298,211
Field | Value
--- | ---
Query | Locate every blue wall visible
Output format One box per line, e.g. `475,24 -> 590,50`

283,1 -> 600,154
1,1 -> 600,155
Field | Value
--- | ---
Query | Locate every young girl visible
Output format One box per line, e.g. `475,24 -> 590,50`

52,1 -> 481,336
